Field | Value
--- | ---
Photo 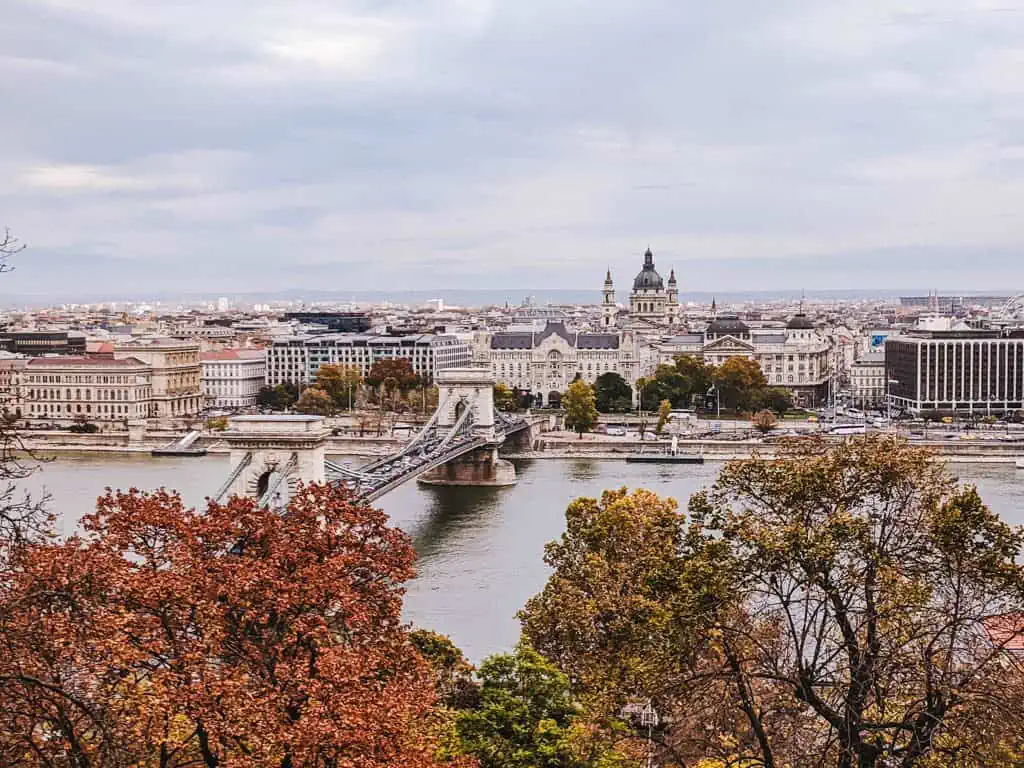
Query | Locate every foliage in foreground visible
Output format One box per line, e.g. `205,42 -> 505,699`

521,435 -> 1024,768
0,484 -> 450,768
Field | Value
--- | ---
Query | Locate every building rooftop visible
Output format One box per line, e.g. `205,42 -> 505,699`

27,356 -> 148,368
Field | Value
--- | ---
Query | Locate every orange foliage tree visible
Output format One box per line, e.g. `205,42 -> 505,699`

0,484 -> 453,768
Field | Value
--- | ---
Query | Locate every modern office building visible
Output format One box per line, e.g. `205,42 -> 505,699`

886,326 -> 1024,415
282,312 -> 371,333
266,333 -> 471,387
0,330 -> 87,356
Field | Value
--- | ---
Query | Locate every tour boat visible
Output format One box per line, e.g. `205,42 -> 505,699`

1016,457 -> 1024,470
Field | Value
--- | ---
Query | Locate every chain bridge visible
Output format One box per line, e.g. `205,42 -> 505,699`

213,368 -> 547,510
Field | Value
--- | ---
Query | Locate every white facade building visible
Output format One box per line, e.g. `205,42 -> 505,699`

201,349 -> 266,409
850,356 -> 886,409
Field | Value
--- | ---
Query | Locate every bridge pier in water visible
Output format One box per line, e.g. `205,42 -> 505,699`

417,445 -> 517,487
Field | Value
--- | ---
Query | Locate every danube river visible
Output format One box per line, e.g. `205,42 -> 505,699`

19,454 -> 1024,662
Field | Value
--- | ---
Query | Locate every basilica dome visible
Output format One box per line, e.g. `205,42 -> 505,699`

632,248 -> 664,291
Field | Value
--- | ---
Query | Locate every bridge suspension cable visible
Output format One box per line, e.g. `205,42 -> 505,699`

213,452 -> 253,503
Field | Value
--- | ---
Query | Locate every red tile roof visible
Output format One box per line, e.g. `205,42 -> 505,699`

200,349 -> 265,361
983,613 -> 1024,653
27,356 -> 148,368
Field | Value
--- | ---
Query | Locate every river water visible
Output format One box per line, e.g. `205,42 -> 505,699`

18,454 -> 1024,662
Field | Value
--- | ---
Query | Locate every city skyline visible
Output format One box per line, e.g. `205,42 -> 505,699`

5,1 -> 1024,294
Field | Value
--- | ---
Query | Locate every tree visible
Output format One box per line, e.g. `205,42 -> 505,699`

758,386 -> 792,414
522,437 -> 1024,768
751,409 -> 777,434
0,484 -> 451,768
712,357 -> 767,413
314,363 -> 362,410
655,399 -> 672,434
673,355 -> 715,398
494,383 -> 519,412
366,358 -> 420,392
295,385 -> 335,415
562,380 -> 598,439
257,382 -> 298,410
593,373 -> 632,414
451,644 -> 591,768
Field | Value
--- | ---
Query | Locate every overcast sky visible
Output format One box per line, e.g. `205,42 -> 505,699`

3,0 -> 1024,298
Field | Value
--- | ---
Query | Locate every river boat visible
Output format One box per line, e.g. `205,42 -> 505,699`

151,447 -> 208,457
1016,457 -> 1024,470
625,454 -> 704,465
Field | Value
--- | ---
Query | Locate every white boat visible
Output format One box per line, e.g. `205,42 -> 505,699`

1016,457 -> 1024,470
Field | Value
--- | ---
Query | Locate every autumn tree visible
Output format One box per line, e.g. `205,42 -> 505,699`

0,484 -> 451,768
314,363 -> 363,410
522,437 -> 1024,768
366,358 -> 420,392
712,357 -> 767,413
751,408 -> 777,433
655,399 -> 672,434
493,383 -> 518,412
295,385 -> 335,415
562,380 -> 598,439
257,382 -> 299,410
593,372 -> 633,413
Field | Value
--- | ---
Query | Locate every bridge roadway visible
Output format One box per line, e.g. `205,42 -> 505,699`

325,407 -> 531,502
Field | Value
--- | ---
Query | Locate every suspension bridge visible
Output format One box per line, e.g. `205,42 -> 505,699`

212,368 -> 548,509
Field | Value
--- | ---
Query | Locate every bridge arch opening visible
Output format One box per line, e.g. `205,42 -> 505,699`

455,398 -> 468,422
256,468 -> 275,500
547,391 -> 562,408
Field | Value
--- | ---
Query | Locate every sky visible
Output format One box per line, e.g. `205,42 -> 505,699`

3,0 -> 1024,299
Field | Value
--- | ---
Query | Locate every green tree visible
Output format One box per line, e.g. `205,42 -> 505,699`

452,645 -> 588,768
655,399 -> 672,434
593,373 -> 632,414
256,383 -> 298,411
758,386 -> 793,414
494,383 -> 519,412
712,357 -> 767,413
674,354 -> 715,397
522,436 -> 1024,768
295,386 -> 334,415
562,380 -> 598,438
314,363 -> 362,410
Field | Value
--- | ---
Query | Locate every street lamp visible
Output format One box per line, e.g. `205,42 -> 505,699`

886,377 -> 899,431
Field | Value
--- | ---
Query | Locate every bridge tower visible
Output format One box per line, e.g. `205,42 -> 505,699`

419,367 -> 517,488
216,415 -> 330,509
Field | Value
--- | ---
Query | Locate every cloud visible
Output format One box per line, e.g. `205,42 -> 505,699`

2,0 -> 1024,298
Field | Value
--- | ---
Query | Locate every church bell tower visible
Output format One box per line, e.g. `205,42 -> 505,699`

602,268 -> 616,328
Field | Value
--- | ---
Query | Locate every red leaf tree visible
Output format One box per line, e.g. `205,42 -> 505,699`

0,484 -> 453,768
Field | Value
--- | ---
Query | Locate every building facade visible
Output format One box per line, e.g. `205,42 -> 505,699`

850,357 -> 886,409
201,349 -> 266,409
266,333 -> 472,387
655,313 -> 833,408
22,357 -> 152,424
114,339 -> 202,418
480,322 -> 651,405
0,330 -> 87,356
0,356 -> 27,416
886,329 -> 1024,415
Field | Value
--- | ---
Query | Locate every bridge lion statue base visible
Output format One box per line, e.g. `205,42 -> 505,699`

416,445 -> 517,488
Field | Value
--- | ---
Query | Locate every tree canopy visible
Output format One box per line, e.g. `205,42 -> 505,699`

0,484 -> 450,768
593,372 -> 632,413
521,436 -> 1024,768
314,363 -> 363,409
366,358 -> 421,391
712,357 -> 768,413
295,385 -> 335,415
562,380 -> 598,437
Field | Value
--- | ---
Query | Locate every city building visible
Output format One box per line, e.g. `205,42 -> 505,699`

0,330 -> 87,356
0,355 -> 27,416
201,349 -> 267,409
114,339 -> 202,418
621,248 -> 679,328
480,321 -> 650,405
282,312 -> 371,333
886,324 -> 1024,415
266,333 -> 472,387
22,356 -> 152,424
850,358 -> 886,409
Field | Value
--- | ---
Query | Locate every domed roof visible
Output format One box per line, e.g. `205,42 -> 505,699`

632,248 -> 664,291
786,313 -> 815,330
707,315 -> 750,334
